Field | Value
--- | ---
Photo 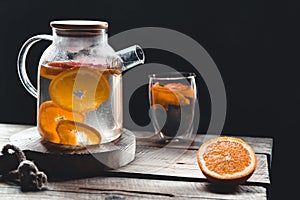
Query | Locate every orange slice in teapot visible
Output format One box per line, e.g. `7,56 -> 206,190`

40,61 -> 81,80
49,67 -> 110,113
38,101 -> 85,144
56,120 -> 102,146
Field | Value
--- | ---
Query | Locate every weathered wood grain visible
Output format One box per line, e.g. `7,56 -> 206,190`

112,146 -> 270,184
0,124 -> 273,156
0,126 -> 136,178
0,123 -> 271,184
136,131 -> 273,169
0,176 -> 267,200
0,123 -> 32,144
0,123 -> 272,199
10,127 -> 135,166
135,131 -> 273,156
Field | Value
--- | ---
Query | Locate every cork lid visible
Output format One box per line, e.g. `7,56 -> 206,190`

50,20 -> 108,30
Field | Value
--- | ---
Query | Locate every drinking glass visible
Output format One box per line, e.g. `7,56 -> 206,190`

149,72 -> 197,142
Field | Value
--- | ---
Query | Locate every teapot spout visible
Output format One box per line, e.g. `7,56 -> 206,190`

117,45 -> 145,71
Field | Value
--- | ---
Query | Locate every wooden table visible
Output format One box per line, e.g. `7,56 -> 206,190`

0,123 -> 273,200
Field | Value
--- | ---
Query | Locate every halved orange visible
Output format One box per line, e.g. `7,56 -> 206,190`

49,67 -> 110,113
38,101 -> 85,144
56,120 -> 101,146
197,136 -> 257,185
40,61 -> 81,80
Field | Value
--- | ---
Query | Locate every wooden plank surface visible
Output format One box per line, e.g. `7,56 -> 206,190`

0,124 -> 274,156
112,146 -> 270,184
0,176 -> 267,200
135,131 -> 273,157
9,127 -> 136,170
0,123 -> 272,200
0,124 -> 273,156
0,124 -> 271,184
0,123 -> 32,144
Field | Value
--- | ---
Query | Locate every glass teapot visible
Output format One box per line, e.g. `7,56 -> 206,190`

17,20 -> 145,146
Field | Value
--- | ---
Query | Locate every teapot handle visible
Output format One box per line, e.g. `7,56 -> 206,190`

17,34 -> 53,98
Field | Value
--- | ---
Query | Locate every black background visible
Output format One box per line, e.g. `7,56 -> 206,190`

1,0 -> 299,198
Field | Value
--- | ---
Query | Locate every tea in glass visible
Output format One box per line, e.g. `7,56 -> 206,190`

149,72 -> 197,142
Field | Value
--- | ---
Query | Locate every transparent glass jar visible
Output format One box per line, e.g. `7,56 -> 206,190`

17,20 -> 145,146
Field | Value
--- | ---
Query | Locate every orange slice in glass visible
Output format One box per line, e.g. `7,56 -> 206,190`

164,83 -> 195,98
49,67 -> 110,113
56,120 -> 101,146
151,83 -> 192,109
197,136 -> 257,185
38,101 -> 85,144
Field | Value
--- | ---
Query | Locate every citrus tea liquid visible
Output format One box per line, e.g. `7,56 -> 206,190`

150,81 -> 196,141
38,62 -> 123,146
